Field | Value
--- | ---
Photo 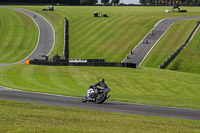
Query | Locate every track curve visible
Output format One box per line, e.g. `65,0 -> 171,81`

0,8 -> 200,120
14,8 -> 55,63
0,8 -> 55,66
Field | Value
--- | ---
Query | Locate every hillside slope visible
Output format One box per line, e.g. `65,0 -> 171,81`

0,64 -> 200,109
0,8 -> 38,63
167,25 -> 200,74
19,6 -> 200,62
141,19 -> 198,68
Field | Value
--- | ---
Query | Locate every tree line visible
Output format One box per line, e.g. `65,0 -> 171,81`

81,0 -> 120,5
0,0 -> 80,5
139,0 -> 200,6
0,0 -> 121,5
3,0 -> 199,6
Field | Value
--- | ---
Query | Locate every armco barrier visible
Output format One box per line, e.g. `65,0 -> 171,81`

158,21 -> 200,69
29,60 -> 136,68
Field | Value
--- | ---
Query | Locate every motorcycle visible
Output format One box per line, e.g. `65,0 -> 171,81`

81,86 -> 111,104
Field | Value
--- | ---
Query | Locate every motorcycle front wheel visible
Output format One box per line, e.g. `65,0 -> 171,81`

81,95 -> 87,103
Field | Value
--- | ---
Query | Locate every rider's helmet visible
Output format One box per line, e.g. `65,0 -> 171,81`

100,79 -> 105,82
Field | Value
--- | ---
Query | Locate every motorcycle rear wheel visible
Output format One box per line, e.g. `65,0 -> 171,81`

96,93 -> 107,104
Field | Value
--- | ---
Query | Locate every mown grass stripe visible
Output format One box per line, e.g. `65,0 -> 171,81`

71,16 -> 118,52
0,11 -> 26,62
0,10 -> 15,56
75,15 -> 132,59
0,8 -> 38,63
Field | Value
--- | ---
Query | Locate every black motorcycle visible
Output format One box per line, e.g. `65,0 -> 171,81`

81,86 -> 111,104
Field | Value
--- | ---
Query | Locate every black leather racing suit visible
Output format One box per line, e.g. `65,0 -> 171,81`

94,81 -> 108,90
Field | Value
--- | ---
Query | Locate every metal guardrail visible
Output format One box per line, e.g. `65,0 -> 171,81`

158,21 -> 200,69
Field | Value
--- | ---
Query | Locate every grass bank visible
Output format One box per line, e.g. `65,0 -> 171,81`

16,6 -> 200,62
0,8 -> 38,63
167,25 -> 200,74
141,19 -> 198,68
0,100 -> 199,133
0,64 -> 200,109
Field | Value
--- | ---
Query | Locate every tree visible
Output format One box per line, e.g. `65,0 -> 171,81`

101,0 -> 110,5
81,0 -> 98,5
197,0 -> 200,5
111,0 -> 120,5
139,0 -> 147,4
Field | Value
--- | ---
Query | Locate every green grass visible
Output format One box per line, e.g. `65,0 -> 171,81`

0,100 -> 200,133
0,8 -> 38,63
2,6 -> 200,69
1,6 -> 200,131
0,64 -> 200,109
167,25 -> 200,74
141,19 -> 198,68
15,6 -> 200,62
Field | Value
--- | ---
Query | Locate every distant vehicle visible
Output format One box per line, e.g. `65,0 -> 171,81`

42,6 -> 54,11
172,4 -> 187,12
81,86 -> 111,104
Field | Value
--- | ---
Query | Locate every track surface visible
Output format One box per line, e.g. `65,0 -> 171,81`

122,16 -> 200,66
0,87 -> 200,120
0,8 -> 200,120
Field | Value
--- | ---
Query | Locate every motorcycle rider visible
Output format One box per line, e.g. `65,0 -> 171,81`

88,79 -> 108,96
94,79 -> 108,90
82,79 -> 110,103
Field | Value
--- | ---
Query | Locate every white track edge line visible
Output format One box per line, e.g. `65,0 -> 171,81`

10,8 -> 41,64
19,8 -> 55,56
138,23 -> 175,66
7,7 -> 55,65
121,19 -> 165,63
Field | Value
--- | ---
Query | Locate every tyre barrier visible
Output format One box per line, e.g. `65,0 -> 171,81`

158,21 -> 200,69
29,59 -> 136,68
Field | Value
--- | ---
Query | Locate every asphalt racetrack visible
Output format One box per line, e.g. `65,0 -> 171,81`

122,16 -> 200,66
0,8 -> 200,120
0,87 -> 200,120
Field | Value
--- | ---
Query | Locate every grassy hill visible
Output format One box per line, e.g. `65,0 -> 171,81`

1,6 -> 200,131
1,6 -> 200,108
167,25 -> 200,74
141,19 -> 198,68
0,8 -> 38,63
0,6 -> 200,109
18,6 -> 200,62
0,64 -> 200,109
141,17 -> 200,74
